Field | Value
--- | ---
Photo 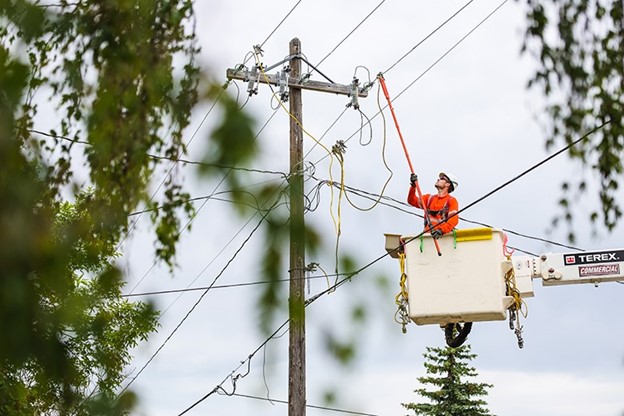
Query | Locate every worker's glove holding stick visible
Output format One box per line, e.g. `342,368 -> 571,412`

431,229 -> 443,239
410,173 -> 418,187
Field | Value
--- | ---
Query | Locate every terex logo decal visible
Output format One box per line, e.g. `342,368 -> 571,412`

563,250 -> 624,265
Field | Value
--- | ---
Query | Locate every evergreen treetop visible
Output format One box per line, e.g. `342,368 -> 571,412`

403,344 -> 494,416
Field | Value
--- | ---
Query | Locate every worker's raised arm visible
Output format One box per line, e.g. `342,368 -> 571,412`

407,185 -> 427,209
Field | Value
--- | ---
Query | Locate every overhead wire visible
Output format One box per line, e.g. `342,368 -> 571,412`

313,0 -> 511,168
117,188 -> 286,397
340,81 -> 394,213
177,319 -> 291,415
315,0 -> 388,69
324,181 -> 584,253
258,0 -> 304,50
146,154 -> 289,177
127,107 -> 280,294
117,79 -> 230,252
118,105 -> 290,390
382,0 -> 476,75
228,393 -> 382,416
128,187 -> 287,218
280,0 -> 391,156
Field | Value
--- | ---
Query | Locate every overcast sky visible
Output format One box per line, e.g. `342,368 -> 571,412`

117,1 -> 624,415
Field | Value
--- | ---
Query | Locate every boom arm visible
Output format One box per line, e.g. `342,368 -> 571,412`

513,249 -> 624,287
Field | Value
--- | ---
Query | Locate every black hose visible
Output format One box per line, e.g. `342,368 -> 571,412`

444,322 -> 473,347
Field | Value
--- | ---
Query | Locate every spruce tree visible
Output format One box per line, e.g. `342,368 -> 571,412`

403,344 -> 494,416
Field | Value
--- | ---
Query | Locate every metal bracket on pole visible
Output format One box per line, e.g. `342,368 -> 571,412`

246,65 -> 259,96
278,68 -> 289,102
348,77 -> 360,110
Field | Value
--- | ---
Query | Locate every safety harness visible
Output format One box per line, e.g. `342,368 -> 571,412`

423,195 -> 451,227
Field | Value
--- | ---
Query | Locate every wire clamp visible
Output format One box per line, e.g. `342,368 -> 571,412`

299,72 -> 311,84
253,44 -> 264,57
277,66 -> 290,102
331,140 -> 347,156
246,65 -> 259,96
305,262 -> 318,273
347,77 -> 360,110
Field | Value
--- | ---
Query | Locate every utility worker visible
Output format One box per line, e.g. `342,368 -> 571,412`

407,172 -> 459,238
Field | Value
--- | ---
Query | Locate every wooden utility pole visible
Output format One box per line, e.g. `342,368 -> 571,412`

288,37 -> 306,416
226,38 -> 367,416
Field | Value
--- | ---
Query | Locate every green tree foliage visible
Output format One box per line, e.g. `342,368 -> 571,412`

403,344 -> 494,416
2,0 -> 200,268
0,0 -> 205,412
518,0 -> 624,241
0,195 -> 159,415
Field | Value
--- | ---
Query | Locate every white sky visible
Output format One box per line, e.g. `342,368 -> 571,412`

116,1 -> 624,415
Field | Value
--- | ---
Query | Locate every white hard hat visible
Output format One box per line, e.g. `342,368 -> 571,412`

439,172 -> 458,193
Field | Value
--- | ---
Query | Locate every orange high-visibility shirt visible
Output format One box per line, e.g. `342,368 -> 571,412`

407,187 -> 459,235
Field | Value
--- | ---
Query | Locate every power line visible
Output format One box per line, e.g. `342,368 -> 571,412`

451,120 -> 612,234
325,181 -> 584,252
315,0 -> 388,69
314,0 -> 511,167
147,154 -> 289,177
171,226 -> 438,412
127,108 -> 280,294
259,0 -> 304,49
154,192 -> 289,320
229,392 -> 381,416
382,0 -> 475,74
119,84 -> 230,251
127,182 -> 288,217
178,319 -> 291,415
117,191 -> 284,397
299,0 -> 471,159
122,273 -> 335,298
391,0 -> 509,104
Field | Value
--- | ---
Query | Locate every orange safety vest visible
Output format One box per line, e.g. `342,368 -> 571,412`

407,188 -> 459,235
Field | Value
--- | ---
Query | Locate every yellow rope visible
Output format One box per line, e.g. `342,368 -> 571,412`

394,251 -> 410,333
504,255 -> 528,318
342,82 -> 394,212
252,51 -> 344,228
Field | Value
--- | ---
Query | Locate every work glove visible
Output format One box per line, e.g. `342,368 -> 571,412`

410,173 -> 418,187
431,228 -> 443,239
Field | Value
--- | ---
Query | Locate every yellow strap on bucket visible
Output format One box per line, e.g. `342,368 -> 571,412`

455,227 -> 493,242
